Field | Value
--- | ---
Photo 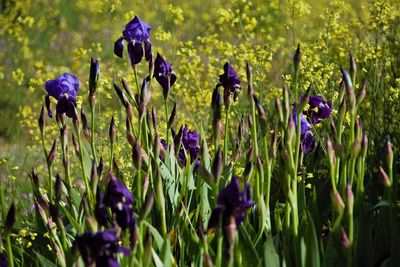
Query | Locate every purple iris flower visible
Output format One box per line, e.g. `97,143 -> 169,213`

75,229 -> 130,267
161,125 -> 200,171
154,53 -> 177,100
218,63 -> 241,103
95,173 -> 135,229
306,95 -> 332,124
293,107 -> 315,154
208,177 -> 254,230
0,253 -> 8,267
114,16 -> 152,65
45,73 -> 79,118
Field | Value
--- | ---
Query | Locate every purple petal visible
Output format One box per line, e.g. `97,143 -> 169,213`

114,37 -> 125,58
128,41 -> 144,65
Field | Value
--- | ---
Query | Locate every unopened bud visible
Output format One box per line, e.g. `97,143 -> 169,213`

90,160 -> 98,195
297,84 -> 311,112
253,95 -> 268,135
361,135 -> 368,158
246,62 -> 254,98
85,215 -> 98,233
355,119 -> 362,139
132,140 -> 142,170
386,137 -> 393,169
72,106 -> 80,132
108,116 -> 116,146
143,229 -> 153,267
346,185 -> 354,215
337,98 -> 346,126
349,53 -> 356,84
351,138 -> 362,157
356,78 -> 367,106
89,57 -> 100,94
269,129 -> 278,160
140,190 -> 154,220
212,148 -> 223,181
121,78 -> 133,100
340,227 -> 351,250
286,114 -> 295,146
72,133 -> 80,158
38,105 -> 45,134
152,107 -> 158,133
55,174 -> 62,202
293,44 -> 301,75
81,108 -> 91,140
283,84 -> 290,122
341,67 -> 356,111
327,138 -> 336,166
331,190 -> 345,214
275,97 -> 284,124
5,203 -> 15,232
47,139 -> 57,166
379,166 -> 391,188
167,102 -> 177,129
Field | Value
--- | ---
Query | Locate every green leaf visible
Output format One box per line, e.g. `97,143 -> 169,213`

263,237 -> 279,267
238,224 -> 260,267
152,247 -> 164,267
61,205 -> 82,233
300,211 -> 321,267
143,221 -> 164,250
34,251 -> 57,267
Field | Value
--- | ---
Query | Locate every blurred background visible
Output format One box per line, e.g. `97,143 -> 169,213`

0,0 -> 399,175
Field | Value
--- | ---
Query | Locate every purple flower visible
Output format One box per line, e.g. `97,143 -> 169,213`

306,95 -> 332,124
218,63 -> 241,105
114,16 -> 152,65
75,229 -> 130,267
45,73 -> 79,118
208,177 -> 254,230
97,173 -> 135,229
154,53 -> 177,100
301,131 -> 316,154
161,125 -> 200,171
0,253 -> 8,267
292,107 -> 315,154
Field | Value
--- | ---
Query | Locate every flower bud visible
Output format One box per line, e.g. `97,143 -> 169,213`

132,140 -> 142,170
341,67 -> 356,112
140,190 -> 154,220
253,95 -> 268,135
327,138 -> 336,166
379,166 -> 391,188
85,215 -> 98,233
355,118 -> 362,139
152,107 -> 158,133
199,165 -> 214,186
121,78 -> 133,100
338,80 -> 345,104
72,133 -> 80,158
204,252 -> 214,267
293,43 -> 301,75
167,102 -> 177,129
130,217 -> 138,250
361,135 -> 368,158
89,57 -> 100,94
212,87 -> 223,121
386,137 -> 393,169
109,116 -> 116,145
81,108 -> 91,140
114,83 -> 130,108
331,190 -> 345,215
246,62 -> 254,99
47,139 -> 57,166
5,203 -> 15,232
349,53 -> 356,84
340,227 -> 351,250
297,84 -> 311,113
55,174 -> 62,202
212,147 -> 223,181
346,185 -> 354,215
275,97 -> 284,124
356,78 -> 367,106
97,157 -> 104,178
286,114 -> 295,146
223,216 -> 237,261
269,128 -> 278,160
38,105 -> 45,134
351,137 -> 362,158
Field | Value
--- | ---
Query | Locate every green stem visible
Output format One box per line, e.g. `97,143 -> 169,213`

76,128 -> 92,204
216,232 -> 223,267
41,132 -> 53,201
6,234 -> 13,267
